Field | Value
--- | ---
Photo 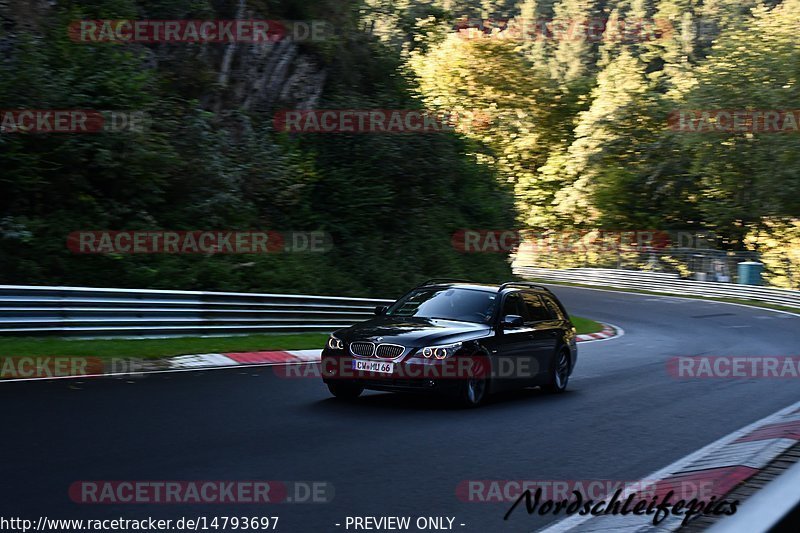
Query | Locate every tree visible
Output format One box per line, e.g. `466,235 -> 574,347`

680,0 -> 800,247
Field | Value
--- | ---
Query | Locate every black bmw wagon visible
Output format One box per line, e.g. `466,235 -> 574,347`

321,280 -> 577,407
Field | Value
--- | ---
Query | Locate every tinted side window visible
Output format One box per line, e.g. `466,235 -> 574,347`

500,293 -> 525,319
542,295 -> 565,320
521,292 -> 550,322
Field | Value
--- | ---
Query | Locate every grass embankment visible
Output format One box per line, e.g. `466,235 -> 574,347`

570,316 -> 603,334
0,333 -> 330,360
0,316 -> 604,359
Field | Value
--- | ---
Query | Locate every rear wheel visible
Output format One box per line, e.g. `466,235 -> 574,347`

545,349 -> 570,393
327,382 -> 363,400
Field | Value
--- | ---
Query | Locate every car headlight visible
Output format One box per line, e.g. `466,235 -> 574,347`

421,342 -> 463,360
327,336 -> 344,350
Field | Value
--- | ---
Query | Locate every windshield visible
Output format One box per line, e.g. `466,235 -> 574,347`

385,288 -> 497,324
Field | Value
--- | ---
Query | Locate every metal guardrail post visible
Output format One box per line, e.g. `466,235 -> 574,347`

511,267 -> 800,309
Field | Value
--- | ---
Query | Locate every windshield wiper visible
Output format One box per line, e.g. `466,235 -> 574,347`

427,316 -> 481,324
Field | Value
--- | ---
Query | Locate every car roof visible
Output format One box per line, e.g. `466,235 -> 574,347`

429,283 -> 498,292
418,282 -> 548,294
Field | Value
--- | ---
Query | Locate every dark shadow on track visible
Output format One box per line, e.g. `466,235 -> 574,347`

308,386 -> 580,413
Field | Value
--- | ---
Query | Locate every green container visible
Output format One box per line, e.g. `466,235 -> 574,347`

737,262 -> 764,286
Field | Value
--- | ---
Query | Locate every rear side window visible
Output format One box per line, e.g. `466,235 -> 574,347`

541,295 -> 565,320
500,293 -> 526,318
521,292 -> 550,322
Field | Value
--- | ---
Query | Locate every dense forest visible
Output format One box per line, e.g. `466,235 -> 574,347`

1,0 -> 799,294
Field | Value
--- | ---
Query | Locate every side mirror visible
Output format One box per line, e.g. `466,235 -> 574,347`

501,314 -> 524,329
375,305 -> 389,315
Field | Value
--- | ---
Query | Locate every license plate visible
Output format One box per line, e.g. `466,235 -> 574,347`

353,360 -> 394,374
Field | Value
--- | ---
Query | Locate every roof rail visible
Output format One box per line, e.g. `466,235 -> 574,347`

498,281 -> 551,293
419,278 -> 476,286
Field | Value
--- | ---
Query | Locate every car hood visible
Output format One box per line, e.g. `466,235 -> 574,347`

336,316 -> 492,347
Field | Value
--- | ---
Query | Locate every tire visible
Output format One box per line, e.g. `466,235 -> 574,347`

458,375 -> 489,407
457,355 -> 491,407
327,382 -> 364,400
545,349 -> 570,393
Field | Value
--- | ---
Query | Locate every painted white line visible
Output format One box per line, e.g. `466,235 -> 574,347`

536,398 -> 800,533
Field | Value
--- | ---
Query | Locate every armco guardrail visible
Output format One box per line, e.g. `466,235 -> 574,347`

514,267 -> 800,309
0,285 -> 394,337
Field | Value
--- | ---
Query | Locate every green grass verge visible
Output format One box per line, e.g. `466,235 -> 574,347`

570,316 -> 604,334
0,315 -> 604,359
0,333 -> 330,359
526,278 -> 800,315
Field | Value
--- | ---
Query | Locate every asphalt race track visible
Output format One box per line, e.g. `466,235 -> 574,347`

2,285 -> 799,532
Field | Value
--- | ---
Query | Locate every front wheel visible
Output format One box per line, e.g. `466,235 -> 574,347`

544,350 -> 570,393
327,382 -> 364,400
457,375 -> 489,407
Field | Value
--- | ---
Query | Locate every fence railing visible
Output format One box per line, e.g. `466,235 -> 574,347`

513,245 -> 767,285
514,267 -> 800,309
0,285 -> 394,337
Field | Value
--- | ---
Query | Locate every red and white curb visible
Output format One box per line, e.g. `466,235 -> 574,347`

168,349 -> 321,369
166,328 -> 620,371
1,328 -> 621,382
575,323 -> 621,343
539,399 -> 800,532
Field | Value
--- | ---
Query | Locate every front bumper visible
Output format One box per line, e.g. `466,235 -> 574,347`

320,350 -> 485,394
